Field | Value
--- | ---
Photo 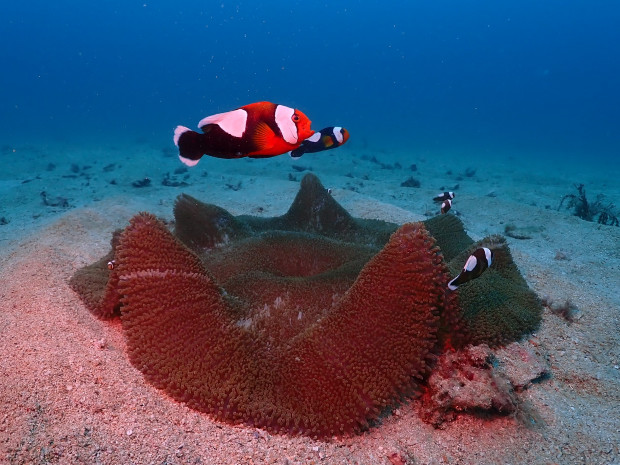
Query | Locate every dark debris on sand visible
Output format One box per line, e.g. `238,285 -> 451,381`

400,176 -> 421,188
162,173 -> 190,188
558,183 -> 619,226
40,191 -> 71,208
131,177 -> 152,188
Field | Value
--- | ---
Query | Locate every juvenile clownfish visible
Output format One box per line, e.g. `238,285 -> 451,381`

441,199 -> 452,214
448,247 -> 494,291
289,126 -> 350,159
174,101 -> 314,166
434,191 -> 455,202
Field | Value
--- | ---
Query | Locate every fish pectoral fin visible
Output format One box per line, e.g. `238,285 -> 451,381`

253,121 -> 276,150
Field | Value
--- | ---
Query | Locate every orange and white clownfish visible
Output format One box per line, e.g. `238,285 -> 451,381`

173,101 -> 314,166
448,247 -> 494,291
289,126 -> 350,159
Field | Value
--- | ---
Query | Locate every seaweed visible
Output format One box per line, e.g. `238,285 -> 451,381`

557,183 -> 619,226
598,210 -> 620,227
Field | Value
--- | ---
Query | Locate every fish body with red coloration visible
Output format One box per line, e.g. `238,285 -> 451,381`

174,101 -> 314,165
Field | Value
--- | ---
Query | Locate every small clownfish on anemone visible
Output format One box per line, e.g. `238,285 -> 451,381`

174,101 -> 314,166
290,126 -> 350,159
448,247 -> 494,291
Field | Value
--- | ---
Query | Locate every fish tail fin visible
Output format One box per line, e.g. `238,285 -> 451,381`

447,273 -> 462,291
174,126 -> 205,167
289,148 -> 304,159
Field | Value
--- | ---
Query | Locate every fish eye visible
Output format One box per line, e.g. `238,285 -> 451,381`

292,114 -> 300,122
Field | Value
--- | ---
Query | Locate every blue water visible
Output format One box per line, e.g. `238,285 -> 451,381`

1,0 -> 619,162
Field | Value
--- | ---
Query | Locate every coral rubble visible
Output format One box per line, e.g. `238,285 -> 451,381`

419,341 -> 550,428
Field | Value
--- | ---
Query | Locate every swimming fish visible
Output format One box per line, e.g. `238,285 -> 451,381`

174,101 -> 314,166
290,126 -> 350,159
440,199 -> 452,214
448,247 -> 494,291
434,191 -> 455,202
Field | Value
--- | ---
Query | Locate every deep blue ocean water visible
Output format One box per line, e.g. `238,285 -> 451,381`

1,0 -> 619,164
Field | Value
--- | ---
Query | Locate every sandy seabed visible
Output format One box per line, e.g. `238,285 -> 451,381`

0,142 -> 619,464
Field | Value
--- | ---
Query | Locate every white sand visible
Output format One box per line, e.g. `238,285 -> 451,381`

1,142 -> 619,464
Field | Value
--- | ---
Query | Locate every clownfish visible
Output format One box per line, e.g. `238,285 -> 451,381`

448,247 -> 494,291
174,101 -> 314,166
290,126 -> 350,159
441,199 -> 452,214
434,191 -> 455,202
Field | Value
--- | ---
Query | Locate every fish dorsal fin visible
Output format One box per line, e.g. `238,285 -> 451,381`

322,135 -> 334,148
253,121 -> 276,150
198,108 -> 247,138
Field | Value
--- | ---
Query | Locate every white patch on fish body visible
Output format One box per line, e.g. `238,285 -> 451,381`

198,108 -> 248,138
307,132 -> 322,143
434,191 -> 455,202
333,127 -> 344,143
483,247 -> 493,267
275,104 -> 298,144
464,255 -> 478,272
